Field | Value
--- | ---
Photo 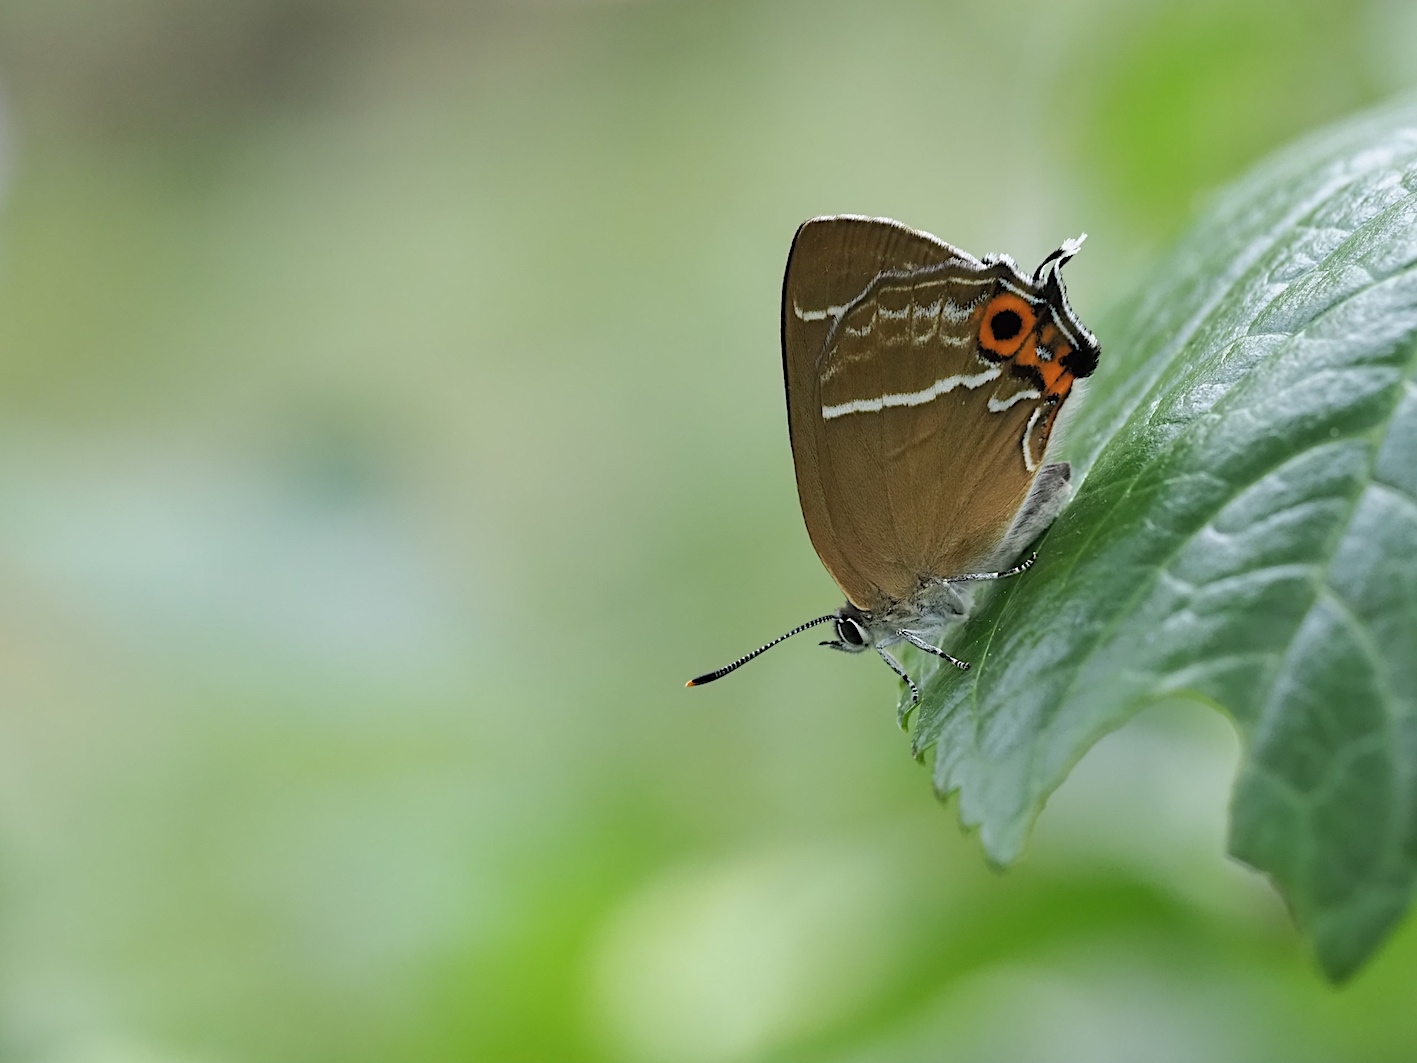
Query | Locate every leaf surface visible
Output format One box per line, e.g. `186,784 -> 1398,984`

908,99 -> 1417,981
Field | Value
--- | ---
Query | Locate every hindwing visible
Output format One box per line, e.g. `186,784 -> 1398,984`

781,215 -> 1098,611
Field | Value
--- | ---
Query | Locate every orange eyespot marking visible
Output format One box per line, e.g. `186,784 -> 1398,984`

978,293 -> 1035,357
1010,339 -> 1079,402
1013,340 -> 1060,385
1044,344 -> 1075,398
1045,343 -> 1080,395
1047,373 -> 1073,400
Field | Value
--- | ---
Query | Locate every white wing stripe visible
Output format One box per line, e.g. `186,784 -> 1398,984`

1021,406 -> 1043,472
793,300 -> 851,322
988,389 -> 1041,412
821,367 -> 1002,420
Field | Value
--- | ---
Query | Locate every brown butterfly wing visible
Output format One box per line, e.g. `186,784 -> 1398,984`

782,216 -> 1098,612
782,216 -> 962,610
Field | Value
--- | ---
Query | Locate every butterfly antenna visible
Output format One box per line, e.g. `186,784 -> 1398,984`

686,614 -> 837,688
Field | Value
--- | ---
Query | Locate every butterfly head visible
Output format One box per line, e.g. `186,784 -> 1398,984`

819,606 -> 874,653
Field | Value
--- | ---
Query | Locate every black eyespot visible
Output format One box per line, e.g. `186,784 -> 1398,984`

1060,343 -> 1100,378
838,618 -> 866,646
990,309 -> 1023,341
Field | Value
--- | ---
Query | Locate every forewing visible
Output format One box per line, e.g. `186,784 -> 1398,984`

782,216 -> 970,609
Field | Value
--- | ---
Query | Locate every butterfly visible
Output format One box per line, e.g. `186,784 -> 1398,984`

689,216 -> 1099,702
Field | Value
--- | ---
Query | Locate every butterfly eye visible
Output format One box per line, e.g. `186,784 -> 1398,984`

979,293 -> 1036,357
837,617 -> 867,646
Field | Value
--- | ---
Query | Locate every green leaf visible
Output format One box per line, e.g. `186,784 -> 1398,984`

908,98 -> 1417,982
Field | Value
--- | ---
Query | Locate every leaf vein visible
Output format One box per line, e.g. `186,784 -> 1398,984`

1370,478 -> 1417,518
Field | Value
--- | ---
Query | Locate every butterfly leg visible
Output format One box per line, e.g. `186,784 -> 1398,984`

897,628 -> 970,671
875,645 -> 919,705
943,552 -> 1037,584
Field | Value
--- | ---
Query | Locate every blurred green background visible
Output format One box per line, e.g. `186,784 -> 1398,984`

0,1 -> 1415,1060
